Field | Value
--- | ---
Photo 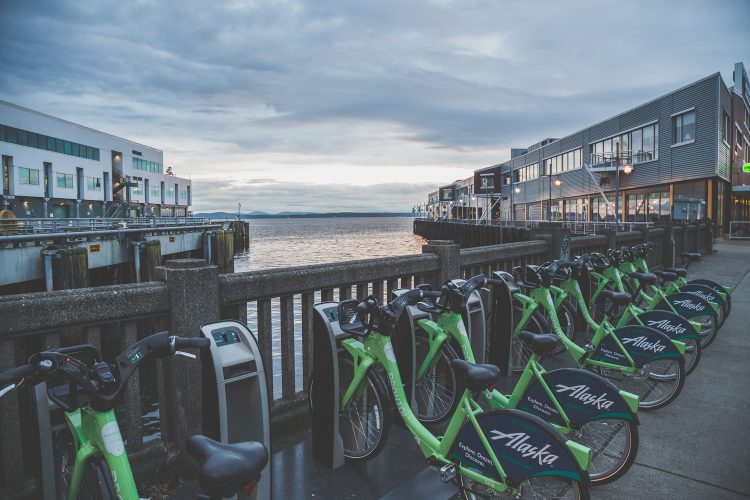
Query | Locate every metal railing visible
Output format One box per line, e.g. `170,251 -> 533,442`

0,217 -> 211,235
729,221 -> 750,239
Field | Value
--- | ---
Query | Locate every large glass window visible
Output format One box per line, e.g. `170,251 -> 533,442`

673,110 -> 696,144
18,167 -> 39,185
515,163 -> 539,183
480,174 -> 494,189
543,149 -> 581,175
591,123 -> 657,164
56,172 -> 74,189
0,123 -> 101,161
132,181 -> 143,195
723,112 -> 732,143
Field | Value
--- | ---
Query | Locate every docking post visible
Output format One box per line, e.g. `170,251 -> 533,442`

422,240 -> 460,285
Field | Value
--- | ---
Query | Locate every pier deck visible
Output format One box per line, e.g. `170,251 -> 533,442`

173,240 -> 750,499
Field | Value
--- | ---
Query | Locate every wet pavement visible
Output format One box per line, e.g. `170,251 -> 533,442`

172,240 -> 750,499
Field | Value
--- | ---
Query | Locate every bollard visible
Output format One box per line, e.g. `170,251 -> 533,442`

422,240 -> 460,286
50,246 -> 88,290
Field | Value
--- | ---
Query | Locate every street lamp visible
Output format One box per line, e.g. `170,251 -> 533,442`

546,174 -> 563,221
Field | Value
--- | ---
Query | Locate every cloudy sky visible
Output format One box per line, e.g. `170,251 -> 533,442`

1,0 -> 749,213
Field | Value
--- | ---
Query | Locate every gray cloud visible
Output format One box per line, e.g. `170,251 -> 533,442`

1,0 -> 749,212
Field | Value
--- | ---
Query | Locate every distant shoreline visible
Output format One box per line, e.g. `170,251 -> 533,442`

193,211 -> 413,219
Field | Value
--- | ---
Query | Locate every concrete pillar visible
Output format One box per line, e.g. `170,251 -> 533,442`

156,258 -> 219,471
42,198 -> 49,218
601,229 -> 617,251
662,222 -> 675,268
74,201 -> 80,218
549,227 -> 572,260
422,240 -> 460,286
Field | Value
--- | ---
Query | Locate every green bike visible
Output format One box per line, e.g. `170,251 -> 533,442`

333,290 -> 592,499
0,332 -> 268,500
410,276 -> 639,485
509,261 -> 686,410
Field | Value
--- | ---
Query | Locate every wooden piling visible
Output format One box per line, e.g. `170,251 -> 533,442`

141,240 -> 162,281
52,247 -> 88,289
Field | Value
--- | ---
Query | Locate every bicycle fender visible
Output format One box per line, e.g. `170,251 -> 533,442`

628,310 -> 700,341
449,408 -> 585,484
519,368 -> 636,427
612,325 -> 683,366
679,284 -> 725,309
655,292 -> 716,318
688,279 -> 731,296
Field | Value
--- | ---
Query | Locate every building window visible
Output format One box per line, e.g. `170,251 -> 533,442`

18,167 -> 40,185
86,176 -> 102,191
515,162 -> 539,183
56,172 -> 74,189
132,157 -> 163,174
591,124 -> 657,164
543,149 -> 581,175
0,123 -> 101,161
132,181 -> 144,195
723,112 -> 732,144
672,110 -> 696,144
150,186 -> 161,199
744,138 -> 750,164
480,174 -> 495,189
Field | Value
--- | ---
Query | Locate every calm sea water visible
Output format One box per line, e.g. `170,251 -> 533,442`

233,217 -> 426,398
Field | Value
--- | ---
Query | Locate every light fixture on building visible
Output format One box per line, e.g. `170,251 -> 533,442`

23,201 -> 29,207
514,187 -> 521,193
88,203 -> 93,209
623,164 -> 634,175
554,176 -> 562,187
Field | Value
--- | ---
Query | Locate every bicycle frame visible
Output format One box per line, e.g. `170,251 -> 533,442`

65,407 -> 138,500
337,330 -> 590,493
415,311 -> 638,433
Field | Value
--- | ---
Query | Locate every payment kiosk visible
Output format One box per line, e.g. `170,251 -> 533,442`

450,278 -> 487,364
201,320 -> 271,500
392,288 -> 431,411
310,302 -> 347,469
488,271 -> 516,375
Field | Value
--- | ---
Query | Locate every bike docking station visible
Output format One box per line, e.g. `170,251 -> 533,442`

201,320 -> 271,500
310,301 -> 347,469
449,278 -> 487,364
488,271 -> 516,376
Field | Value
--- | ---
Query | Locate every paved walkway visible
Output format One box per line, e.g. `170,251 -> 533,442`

173,240 -> 750,499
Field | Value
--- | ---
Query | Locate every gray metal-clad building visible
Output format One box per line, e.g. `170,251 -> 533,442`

429,61 -> 750,236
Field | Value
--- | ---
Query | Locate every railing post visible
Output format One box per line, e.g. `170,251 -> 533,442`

549,228 -> 571,260
156,258 -> 219,470
422,240 -> 460,285
662,222 -> 675,268
600,229 -> 617,251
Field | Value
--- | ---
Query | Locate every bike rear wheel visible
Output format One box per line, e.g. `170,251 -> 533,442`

459,473 -> 590,500
511,306 -> 548,373
578,418 -> 638,485
413,332 -> 461,424
693,314 -> 718,348
598,357 -> 685,410
682,338 -> 701,375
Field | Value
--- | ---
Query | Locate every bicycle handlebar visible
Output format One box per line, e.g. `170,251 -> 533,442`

0,364 -> 35,388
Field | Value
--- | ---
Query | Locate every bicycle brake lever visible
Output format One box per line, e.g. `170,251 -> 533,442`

0,384 -> 17,398
174,351 -> 197,360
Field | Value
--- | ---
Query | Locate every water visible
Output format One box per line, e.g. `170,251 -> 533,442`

233,217 -> 426,398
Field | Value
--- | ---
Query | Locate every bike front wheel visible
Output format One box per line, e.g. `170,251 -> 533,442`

55,432 -> 118,500
693,314 -> 718,348
577,418 -> 638,485
459,473 -> 590,500
598,357 -> 685,410
413,332 -> 461,424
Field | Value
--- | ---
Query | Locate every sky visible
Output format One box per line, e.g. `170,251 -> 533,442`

1,0 -> 749,213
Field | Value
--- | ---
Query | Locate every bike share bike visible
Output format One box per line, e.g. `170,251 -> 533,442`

555,253 -> 703,376
508,260 -> 686,410
318,288 -> 593,499
0,332 -> 268,500
619,242 -> 731,347
406,275 -> 639,485
587,247 -> 720,350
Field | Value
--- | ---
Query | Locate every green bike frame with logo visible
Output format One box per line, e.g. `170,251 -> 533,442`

338,327 -> 591,493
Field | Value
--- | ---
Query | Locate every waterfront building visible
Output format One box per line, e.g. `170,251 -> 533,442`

426,61 -> 750,236
0,100 -> 192,218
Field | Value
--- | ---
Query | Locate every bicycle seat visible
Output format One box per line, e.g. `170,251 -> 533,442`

653,270 -> 677,282
450,359 -> 499,391
628,272 -> 657,286
681,252 -> 701,262
601,289 -> 632,305
187,435 -> 268,498
517,331 -> 559,356
593,263 -> 608,273
664,267 -> 687,278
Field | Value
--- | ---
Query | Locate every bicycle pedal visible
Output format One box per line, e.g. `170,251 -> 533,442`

439,463 -> 457,482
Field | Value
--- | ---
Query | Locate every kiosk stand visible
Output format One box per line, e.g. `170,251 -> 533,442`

450,278 -> 487,364
310,302 -> 347,469
34,383 -> 69,500
201,320 -> 271,500
392,288 -> 430,411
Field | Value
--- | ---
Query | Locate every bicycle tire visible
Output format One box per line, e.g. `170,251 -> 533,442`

511,305 -> 548,373
581,418 -> 639,485
459,472 -> 590,500
597,357 -> 685,410
413,332 -> 461,425
55,431 -> 117,500
694,314 -> 719,348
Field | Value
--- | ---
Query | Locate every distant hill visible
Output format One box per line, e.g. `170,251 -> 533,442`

193,211 -> 413,219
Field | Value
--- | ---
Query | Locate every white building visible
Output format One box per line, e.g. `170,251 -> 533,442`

0,100 -> 192,218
